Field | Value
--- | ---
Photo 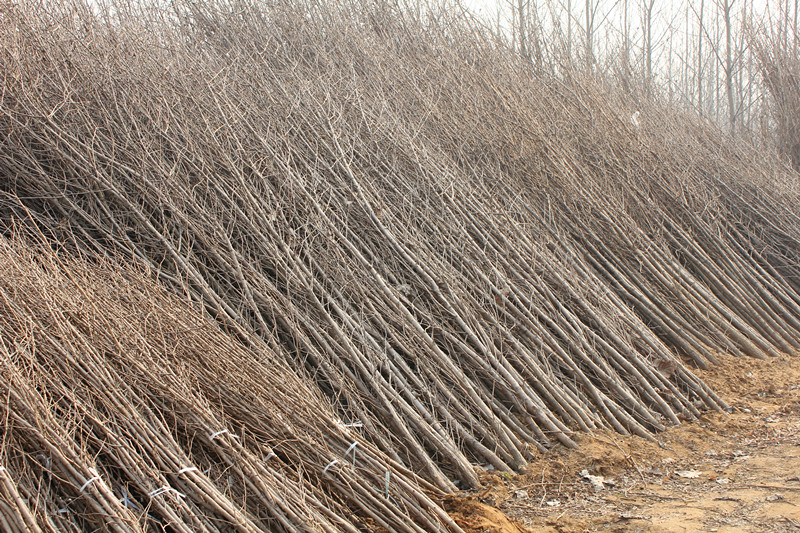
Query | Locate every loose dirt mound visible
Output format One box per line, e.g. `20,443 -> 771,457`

444,496 -> 531,533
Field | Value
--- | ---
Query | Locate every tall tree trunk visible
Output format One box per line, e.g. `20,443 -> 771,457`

642,0 -> 655,94
714,13 -> 721,122
684,6 -> 690,104
531,3 -> 544,69
722,0 -> 737,131
698,0 -> 705,113
567,0 -> 573,64
518,0 -> 528,58
623,0 -> 631,92
585,0 -> 594,70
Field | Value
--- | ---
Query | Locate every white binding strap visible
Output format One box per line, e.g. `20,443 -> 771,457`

80,470 -> 102,493
80,476 -> 101,493
149,487 -> 186,500
119,487 -> 141,511
209,429 -> 228,440
336,420 -> 363,428
177,467 -> 198,475
209,429 -> 239,441
323,460 -> 339,473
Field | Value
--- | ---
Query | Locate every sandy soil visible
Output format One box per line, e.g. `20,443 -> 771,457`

445,352 -> 800,532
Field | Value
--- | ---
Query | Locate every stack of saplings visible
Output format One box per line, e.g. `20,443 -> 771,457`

0,230 -> 459,533
2,2 -> 800,527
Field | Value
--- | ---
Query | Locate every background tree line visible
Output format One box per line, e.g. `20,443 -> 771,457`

486,0 -> 800,166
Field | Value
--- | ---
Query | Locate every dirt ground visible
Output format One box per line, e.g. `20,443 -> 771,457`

446,352 -> 800,532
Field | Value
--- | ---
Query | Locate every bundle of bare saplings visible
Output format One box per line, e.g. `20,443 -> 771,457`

2,0 -> 800,531
0,230 -> 457,532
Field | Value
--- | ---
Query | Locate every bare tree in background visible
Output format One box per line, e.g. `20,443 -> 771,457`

492,0 -> 800,138
585,0 -> 597,69
695,0 -> 705,113
641,0 -> 656,90
567,0 -> 573,61
518,0 -> 528,57
622,0 -> 631,89
531,2 -> 545,68
718,0 -> 738,130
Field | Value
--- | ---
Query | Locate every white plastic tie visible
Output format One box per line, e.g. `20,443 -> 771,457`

631,111 -> 640,128
265,452 -> 276,462
149,486 -> 186,500
384,471 -> 391,499
346,441 -> 358,467
119,487 -> 141,511
80,470 -> 102,493
336,420 -> 363,428
79,476 -> 101,493
177,467 -> 198,475
0,466 -> 6,473
323,459 -> 339,473
210,429 -> 239,441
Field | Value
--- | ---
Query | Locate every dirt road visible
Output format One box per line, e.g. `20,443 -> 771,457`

446,352 -> 800,532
